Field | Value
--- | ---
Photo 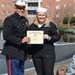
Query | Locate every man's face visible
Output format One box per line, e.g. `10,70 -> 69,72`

15,6 -> 25,16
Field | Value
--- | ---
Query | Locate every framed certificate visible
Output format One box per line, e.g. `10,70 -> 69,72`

27,31 -> 44,44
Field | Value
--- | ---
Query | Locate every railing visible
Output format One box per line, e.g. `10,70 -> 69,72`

27,15 -> 36,17
28,0 -> 42,2
27,7 -> 38,10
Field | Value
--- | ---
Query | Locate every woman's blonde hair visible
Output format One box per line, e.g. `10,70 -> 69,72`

33,14 -> 50,25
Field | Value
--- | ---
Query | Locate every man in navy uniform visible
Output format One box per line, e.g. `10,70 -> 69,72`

1,1 -> 30,75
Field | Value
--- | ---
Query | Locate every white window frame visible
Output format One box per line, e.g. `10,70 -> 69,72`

74,13 -> 75,17
56,12 -> 60,17
64,4 -> 66,7
7,3 -> 11,7
7,10 -> 11,15
46,3 -> 51,7
2,10 -> 5,15
2,3 -> 5,7
56,0 -> 60,2
56,4 -> 60,9
47,11 -> 51,15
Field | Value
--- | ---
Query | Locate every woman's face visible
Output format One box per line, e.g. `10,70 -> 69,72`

37,12 -> 47,24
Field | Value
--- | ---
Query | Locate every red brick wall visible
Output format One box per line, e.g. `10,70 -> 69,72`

0,0 -> 14,22
0,0 -> 75,24
42,0 -> 56,20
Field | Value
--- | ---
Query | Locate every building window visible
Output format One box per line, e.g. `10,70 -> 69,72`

56,12 -> 60,17
28,10 -> 36,17
74,5 -> 75,10
28,10 -> 36,15
74,13 -> 75,17
0,18 -> 2,22
56,0 -> 60,2
46,3 -> 51,7
64,4 -> 66,7
56,4 -> 60,9
74,13 -> 75,16
2,10 -> 5,15
28,3 -> 38,7
7,10 -> 11,15
7,3 -> 11,7
2,3 -> 5,7
68,11 -> 70,14
68,3 -> 71,7
47,11 -> 51,15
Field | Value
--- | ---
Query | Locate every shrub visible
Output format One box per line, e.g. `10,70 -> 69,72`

63,17 -> 75,24
63,17 -> 69,24
70,17 -> 75,24
57,25 -> 69,32
0,22 -> 3,28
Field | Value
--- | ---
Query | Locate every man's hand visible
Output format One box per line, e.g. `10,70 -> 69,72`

22,37 -> 30,43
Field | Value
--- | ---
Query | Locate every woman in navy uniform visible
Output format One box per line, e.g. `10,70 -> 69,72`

28,7 -> 61,75
1,1 -> 30,75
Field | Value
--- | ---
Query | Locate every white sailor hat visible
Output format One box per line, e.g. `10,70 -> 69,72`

15,1 -> 26,9
36,7 -> 48,13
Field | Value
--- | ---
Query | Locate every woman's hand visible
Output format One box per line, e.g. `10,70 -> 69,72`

43,34 -> 51,40
43,34 -> 49,39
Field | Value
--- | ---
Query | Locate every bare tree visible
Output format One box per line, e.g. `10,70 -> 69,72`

53,3 -> 74,26
64,3 -> 74,26
53,6 -> 65,25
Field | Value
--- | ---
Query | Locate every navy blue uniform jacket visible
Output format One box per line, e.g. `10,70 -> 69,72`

28,22 -> 61,56
1,13 -> 29,60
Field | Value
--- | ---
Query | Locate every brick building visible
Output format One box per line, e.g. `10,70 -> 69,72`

0,0 -> 14,22
0,0 -> 75,24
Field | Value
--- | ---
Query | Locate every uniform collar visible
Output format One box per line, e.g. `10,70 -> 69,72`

14,12 -> 24,19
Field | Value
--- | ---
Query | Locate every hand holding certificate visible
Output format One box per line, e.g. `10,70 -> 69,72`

27,31 -> 44,44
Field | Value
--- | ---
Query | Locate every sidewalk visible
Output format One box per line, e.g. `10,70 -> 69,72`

25,58 -> 72,75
